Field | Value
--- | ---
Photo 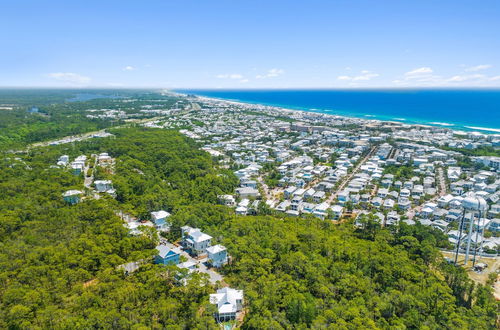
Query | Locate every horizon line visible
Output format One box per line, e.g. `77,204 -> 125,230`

1,86 -> 500,91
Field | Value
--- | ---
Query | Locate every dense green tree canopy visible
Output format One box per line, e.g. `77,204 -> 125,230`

0,127 -> 497,329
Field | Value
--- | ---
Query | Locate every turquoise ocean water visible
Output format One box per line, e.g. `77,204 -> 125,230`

177,89 -> 500,132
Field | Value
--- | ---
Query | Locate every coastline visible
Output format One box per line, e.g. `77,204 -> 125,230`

170,90 -> 500,135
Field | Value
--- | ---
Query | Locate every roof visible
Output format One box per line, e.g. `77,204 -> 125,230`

94,180 -> 112,185
331,205 -> 343,212
156,245 -> 181,258
151,210 -> 170,221
62,190 -> 83,197
209,287 -> 244,313
206,244 -> 226,254
183,227 -> 213,243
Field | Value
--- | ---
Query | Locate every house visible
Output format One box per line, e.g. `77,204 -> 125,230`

236,187 -> 260,198
420,206 -> 434,218
235,206 -> 247,215
312,191 -> 326,203
94,180 -> 113,193
97,153 -> 113,165
331,205 -> 344,220
412,185 -> 424,197
338,190 -> 350,204
488,204 -> 500,218
403,181 -> 414,190
372,197 -> 383,207
437,194 -> 454,208
398,197 -> 411,210
304,188 -> 316,200
62,190 -> 83,205
151,210 -> 171,231
240,179 -> 257,189
284,186 -> 297,199
489,219 -> 500,232
57,155 -> 69,166
301,202 -> 316,213
181,226 -> 212,256
206,245 -> 229,268
313,202 -> 330,219
154,245 -> 181,265
177,260 -> 198,273
218,195 -> 236,207
275,200 -> 291,212
383,199 -> 395,210
386,211 -> 400,225
377,188 -> 389,198
400,188 -> 411,198
447,167 -> 462,181
360,194 -> 371,203
431,219 -> 449,232
209,287 -> 244,322
447,230 -> 466,245
70,162 -> 85,175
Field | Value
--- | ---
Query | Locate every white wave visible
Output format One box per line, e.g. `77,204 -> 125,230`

430,122 -> 455,126
464,126 -> 500,133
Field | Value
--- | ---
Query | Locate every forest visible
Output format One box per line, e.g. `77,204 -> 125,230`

0,89 -> 186,151
0,127 -> 498,329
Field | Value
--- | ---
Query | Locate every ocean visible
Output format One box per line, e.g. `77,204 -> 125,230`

176,89 -> 500,133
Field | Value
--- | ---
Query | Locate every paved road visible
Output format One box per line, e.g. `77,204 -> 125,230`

406,166 -> 447,220
327,146 -> 378,204
436,167 -> 447,196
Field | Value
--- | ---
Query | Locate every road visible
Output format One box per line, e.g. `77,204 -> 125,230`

436,167 -> 447,196
18,116 -> 164,152
406,166 -> 447,220
327,146 -> 378,203
84,155 -> 98,188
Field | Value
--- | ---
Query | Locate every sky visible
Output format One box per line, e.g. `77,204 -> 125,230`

1,0 -> 500,89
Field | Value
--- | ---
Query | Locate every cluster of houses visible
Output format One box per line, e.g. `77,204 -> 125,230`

60,152 -> 117,203
165,97 -> 500,255
151,219 -> 229,269
152,225 -> 242,322
56,154 -> 87,175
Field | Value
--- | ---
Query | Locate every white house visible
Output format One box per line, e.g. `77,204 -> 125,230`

218,195 -> 236,207
236,187 -> 260,198
210,287 -> 244,322
331,205 -> 344,220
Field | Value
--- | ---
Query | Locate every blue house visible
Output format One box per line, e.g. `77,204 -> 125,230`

154,245 -> 181,265
62,190 -> 83,205
206,244 -> 228,268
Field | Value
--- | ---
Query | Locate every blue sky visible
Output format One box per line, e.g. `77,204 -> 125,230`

1,0 -> 499,88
